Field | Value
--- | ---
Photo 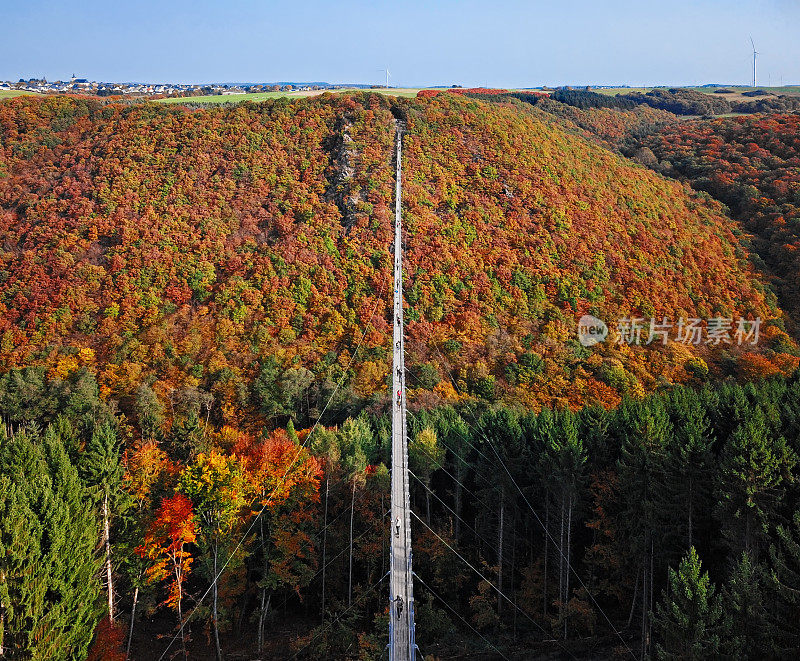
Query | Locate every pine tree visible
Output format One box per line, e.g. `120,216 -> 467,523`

0,425 -> 102,659
616,397 -> 670,659
338,416 -> 374,607
720,551 -> 774,659
435,407 -> 471,543
716,408 -> 796,558
476,408 -> 524,620
539,409 -> 586,639
653,547 -> 723,660
80,422 -> 126,621
309,426 -> 340,626
409,426 -> 443,524
178,452 -> 246,661
768,509 -> 800,651
660,389 -> 714,559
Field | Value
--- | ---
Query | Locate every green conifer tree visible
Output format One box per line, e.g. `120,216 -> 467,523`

616,397 -> 670,658
721,551 -> 774,659
653,547 -> 723,660
716,408 -> 796,557
0,425 -> 102,659
768,509 -> 800,651
80,423 -> 126,621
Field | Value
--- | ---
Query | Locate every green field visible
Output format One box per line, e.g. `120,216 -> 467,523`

158,90 -> 297,104
157,87 -> 423,104
593,87 -> 654,96
0,90 -> 38,100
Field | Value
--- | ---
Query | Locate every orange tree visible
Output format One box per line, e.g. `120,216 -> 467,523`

136,493 -> 196,659
237,428 -> 322,654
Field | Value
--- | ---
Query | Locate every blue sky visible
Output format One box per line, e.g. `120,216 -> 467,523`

3,0 -> 800,87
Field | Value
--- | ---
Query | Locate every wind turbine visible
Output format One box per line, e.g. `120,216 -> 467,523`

384,67 -> 391,89
750,36 -> 758,88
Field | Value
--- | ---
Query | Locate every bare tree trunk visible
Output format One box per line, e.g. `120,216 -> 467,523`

497,492 -> 504,616
348,481 -> 355,607
125,586 -> 139,660
103,494 -> 114,621
258,591 -> 271,656
321,477 -> 329,623
425,488 -> 431,525
559,491 -> 565,632
627,567 -> 639,631
640,544 -> 648,661
213,544 -> 223,661
649,538 -> 654,654
177,568 -> 187,661
564,494 -> 572,641
258,516 -> 270,654
454,451 -> 463,542
510,516 -> 517,641
543,498 -> 549,618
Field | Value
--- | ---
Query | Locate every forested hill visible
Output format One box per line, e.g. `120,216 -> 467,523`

0,93 -> 794,431
630,113 -> 800,326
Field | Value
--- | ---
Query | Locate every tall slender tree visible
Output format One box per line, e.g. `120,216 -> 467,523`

178,452 -> 246,661
768,509 -> 800,651
540,409 -> 586,639
660,389 -> 714,559
721,551 -> 774,659
716,408 -> 796,558
616,397 -> 670,659
409,426 -> 444,524
80,422 -> 126,622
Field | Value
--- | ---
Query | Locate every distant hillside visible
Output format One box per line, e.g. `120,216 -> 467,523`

0,94 -> 794,429
632,113 -> 800,327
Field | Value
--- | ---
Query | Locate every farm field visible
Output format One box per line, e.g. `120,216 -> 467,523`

156,87 -> 424,104
0,90 -> 37,99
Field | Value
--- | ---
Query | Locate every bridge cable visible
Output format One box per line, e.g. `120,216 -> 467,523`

411,510 -> 579,660
426,337 -> 638,661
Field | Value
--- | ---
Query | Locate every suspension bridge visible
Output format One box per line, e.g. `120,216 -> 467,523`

389,120 -> 416,661
157,120 -> 636,661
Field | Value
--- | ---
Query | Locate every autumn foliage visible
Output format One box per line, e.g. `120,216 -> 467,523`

634,113 -> 800,325
137,493 -> 197,611
0,93 -> 792,428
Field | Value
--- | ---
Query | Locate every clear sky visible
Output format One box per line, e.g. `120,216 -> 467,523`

3,0 -> 800,87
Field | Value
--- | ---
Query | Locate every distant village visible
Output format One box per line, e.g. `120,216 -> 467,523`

0,76 -> 347,97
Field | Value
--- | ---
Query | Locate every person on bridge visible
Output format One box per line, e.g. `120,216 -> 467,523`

397,390 -> 402,404
396,367 -> 402,380
394,596 -> 403,620
395,516 -> 401,537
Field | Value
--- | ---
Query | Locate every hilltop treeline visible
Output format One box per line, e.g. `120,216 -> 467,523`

620,88 -> 800,115
450,85 -> 800,117
4,366 -> 800,658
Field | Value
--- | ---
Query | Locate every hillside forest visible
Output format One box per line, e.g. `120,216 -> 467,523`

1,90 -> 800,659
